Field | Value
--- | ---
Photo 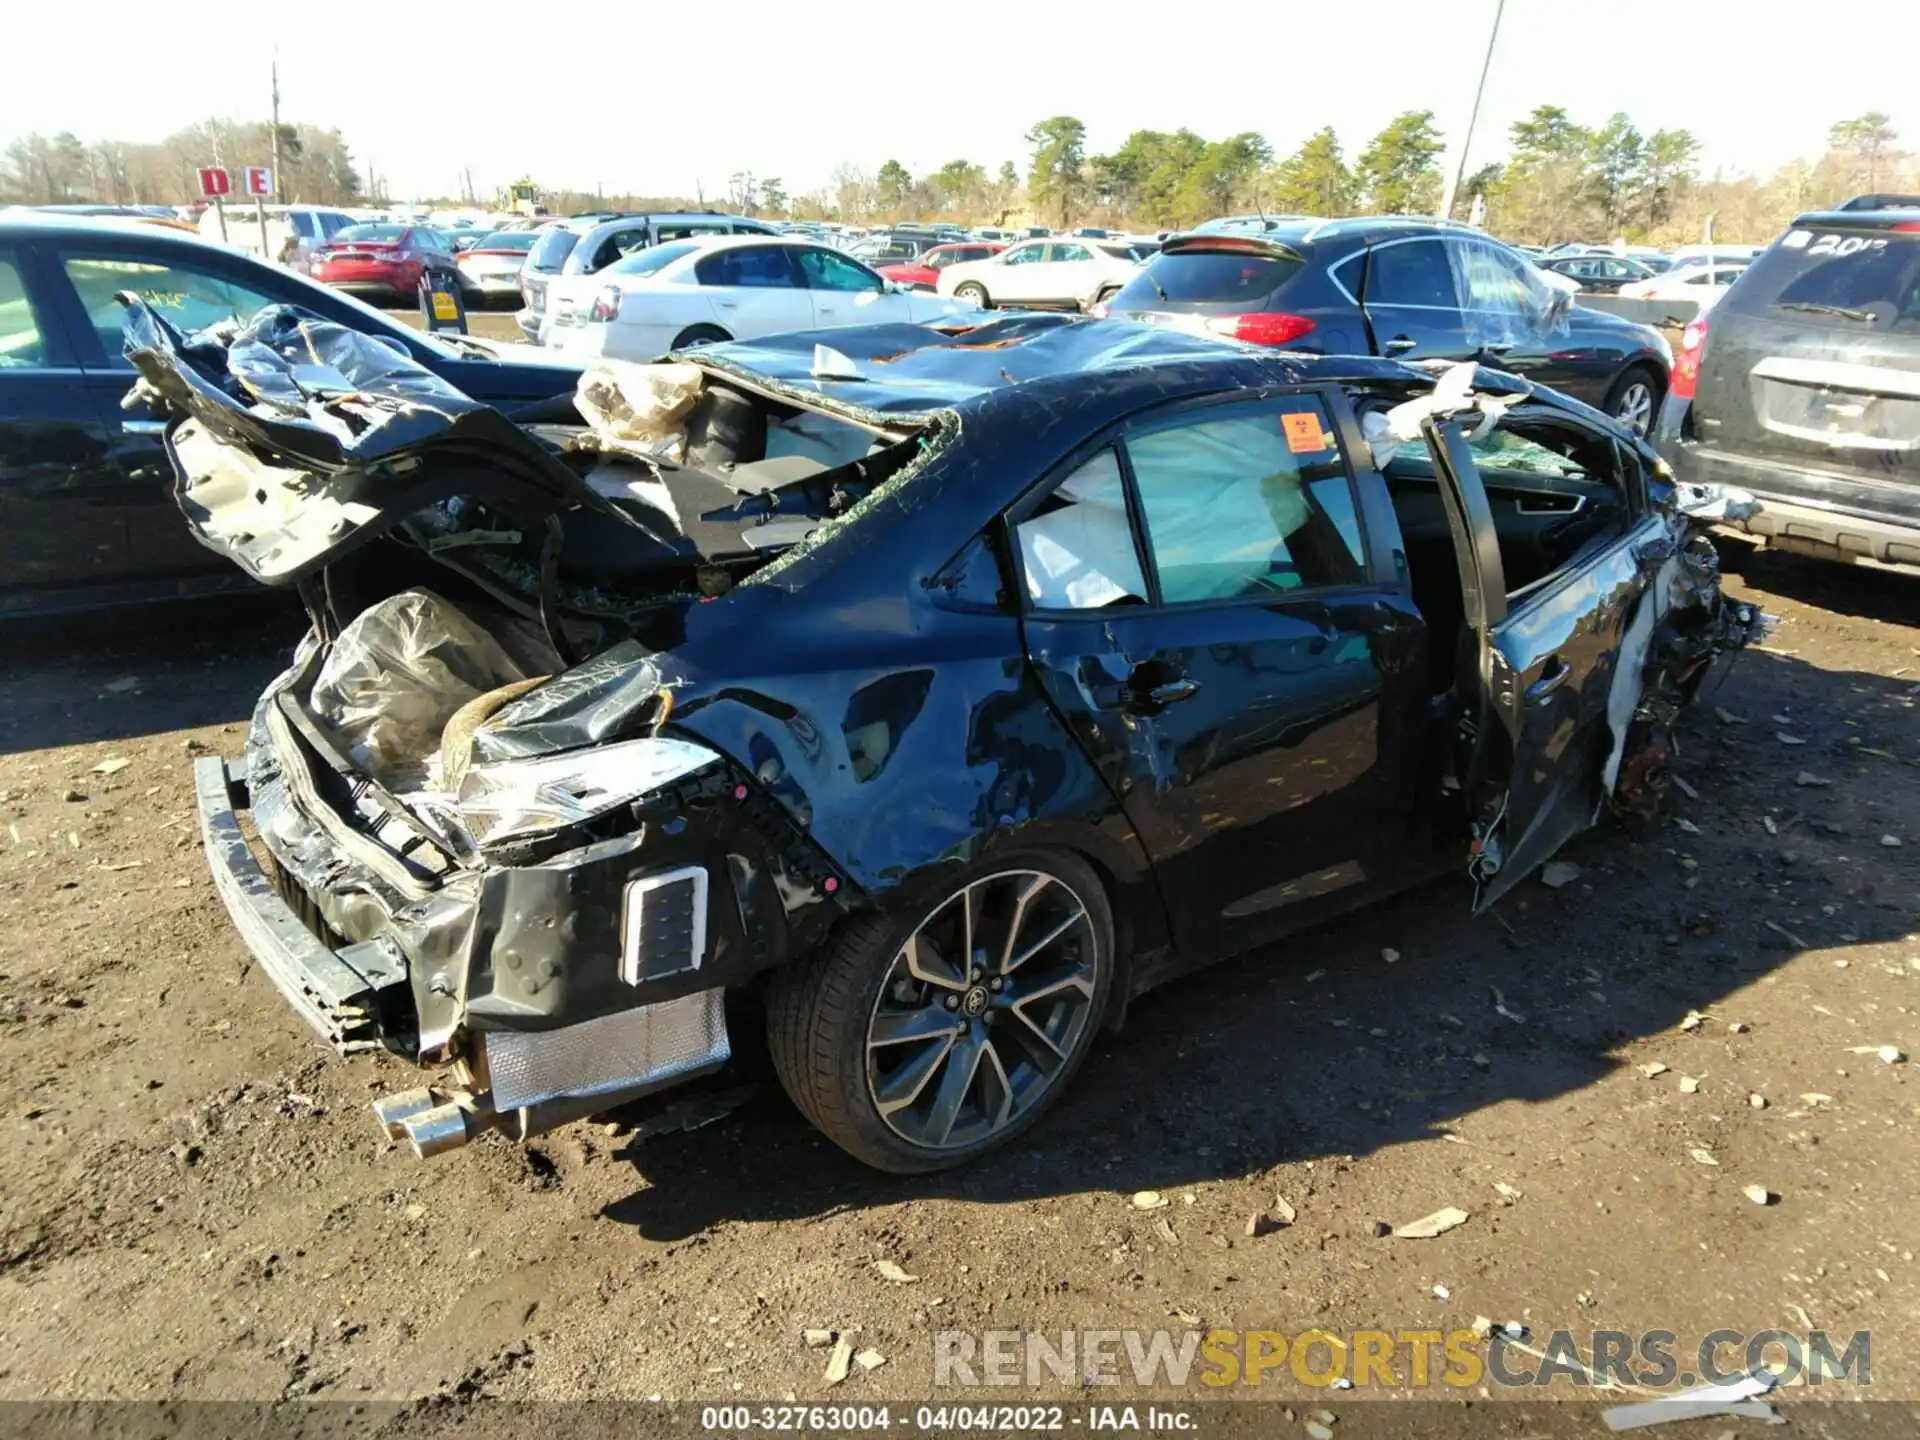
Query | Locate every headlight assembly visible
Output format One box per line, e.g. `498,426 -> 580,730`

452,736 -> 721,847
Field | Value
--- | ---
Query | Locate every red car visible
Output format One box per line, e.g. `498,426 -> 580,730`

879,241 -> 1004,290
309,224 -> 459,303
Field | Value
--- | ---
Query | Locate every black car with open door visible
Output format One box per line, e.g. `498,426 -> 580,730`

136,304 -> 1765,1173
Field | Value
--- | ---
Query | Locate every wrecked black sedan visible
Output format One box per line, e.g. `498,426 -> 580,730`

129,299 -> 1765,1172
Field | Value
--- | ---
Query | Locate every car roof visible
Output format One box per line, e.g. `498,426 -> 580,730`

691,312 -> 1463,421
0,213 -> 267,250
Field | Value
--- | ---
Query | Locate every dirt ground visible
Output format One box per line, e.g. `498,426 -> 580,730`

1,541 -> 1917,1434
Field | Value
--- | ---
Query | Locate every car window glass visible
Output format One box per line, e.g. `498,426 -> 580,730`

62,257 -> 277,363
1053,243 -> 1093,263
606,240 -> 699,279
1015,448 -> 1148,610
796,248 -> 880,292
1002,245 -> 1042,266
1458,241 -> 1543,315
1364,240 -> 1458,308
655,222 -> 729,244
696,246 -> 797,288
0,256 -> 46,367
1127,400 -> 1364,602
1730,229 -> 1920,329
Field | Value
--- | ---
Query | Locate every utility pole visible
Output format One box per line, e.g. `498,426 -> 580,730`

1441,0 -> 1504,222
270,49 -> 284,200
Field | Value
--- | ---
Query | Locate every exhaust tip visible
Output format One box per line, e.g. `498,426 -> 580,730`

401,1102 -> 476,1159
370,1088 -> 440,1140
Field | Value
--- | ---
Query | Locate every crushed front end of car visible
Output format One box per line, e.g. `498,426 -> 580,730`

127,298 -> 951,1155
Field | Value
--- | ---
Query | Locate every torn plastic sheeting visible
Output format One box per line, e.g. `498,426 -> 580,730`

1447,239 -> 1573,353
121,299 -> 472,457
1377,361 -> 1525,451
469,640 -> 674,764
573,361 -> 704,464
1600,1370 -> 1781,1430
308,589 -> 535,786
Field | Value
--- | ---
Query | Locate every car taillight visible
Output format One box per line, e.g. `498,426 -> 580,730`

588,285 -> 621,323
1671,314 -> 1709,401
1203,312 -> 1317,347
1892,221 -> 1920,233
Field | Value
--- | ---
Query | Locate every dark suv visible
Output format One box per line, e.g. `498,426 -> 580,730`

1100,219 -> 1673,435
1654,197 -> 1920,568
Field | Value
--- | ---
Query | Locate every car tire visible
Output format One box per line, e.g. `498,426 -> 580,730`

953,282 -> 991,308
1604,364 -> 1664,439
766,849 -> 1115,1173
671,324 -> 732,350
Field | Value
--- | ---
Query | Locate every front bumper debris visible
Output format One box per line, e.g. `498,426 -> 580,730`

193,755 -> 409,1053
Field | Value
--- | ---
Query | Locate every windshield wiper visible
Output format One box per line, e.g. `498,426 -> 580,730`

1144,271 -> 1169,303
1776,302 -> 1879,324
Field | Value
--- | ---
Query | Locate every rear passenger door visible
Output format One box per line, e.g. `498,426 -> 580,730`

1353,237 -> 1471,362
1040,242 -> 1098,306
693,245 -> 813,337
0,245 -> 128,607
1016,390 -> 1428,961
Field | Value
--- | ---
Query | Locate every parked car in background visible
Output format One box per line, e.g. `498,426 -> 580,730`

936,237 -> 1143,311
516,220 -> 594,339
1539,253 -> 1660,293
0,216 -> 582,617
196,203 -> 357,272
540,235 -> 977,361
1617,263 -> 1750,303
878,241 -> 1004,289
308,223 -> 461,303
145,309 -> 1763,1168
454,230 -> 537,305
973,226 -> 1015,242
518,213 -> 778,342
1655,199 -> 1920,568
848,236 -> 935,267
1098,221 -> 1673,436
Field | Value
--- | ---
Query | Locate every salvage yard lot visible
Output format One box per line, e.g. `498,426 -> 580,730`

0,549 -> 1916,1416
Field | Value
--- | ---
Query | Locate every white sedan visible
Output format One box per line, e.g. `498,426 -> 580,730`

540,235 -> 979,360
1617,262 -> 1750,303
935,237 -> 1144,312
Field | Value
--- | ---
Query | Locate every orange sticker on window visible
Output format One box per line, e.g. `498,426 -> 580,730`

1282,409 -> 1330,454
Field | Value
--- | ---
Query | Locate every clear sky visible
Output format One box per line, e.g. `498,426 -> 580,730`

4,0 -> 1914,202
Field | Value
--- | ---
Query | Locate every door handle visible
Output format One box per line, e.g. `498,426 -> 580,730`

1384,336 -> 1417,354
1527,656 -> 1572,700
1131,676 -> 1201,713
121,419 -> 168,435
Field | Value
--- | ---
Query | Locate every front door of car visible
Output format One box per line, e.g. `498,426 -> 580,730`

693,244 -> 813,338
0,246 -> 129,607
1355,236 -> 1471,362
794,248 -> 900,328
1450,238 -> 1556,387
1015,391 -> 1425,961
54,249 -> 282,582
1421,416 -> 1660,910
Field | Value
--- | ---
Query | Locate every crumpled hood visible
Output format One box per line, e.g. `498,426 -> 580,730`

122,298 -> 610,585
